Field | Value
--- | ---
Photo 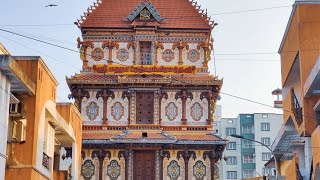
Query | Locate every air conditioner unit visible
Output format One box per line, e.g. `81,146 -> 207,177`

9,103 -> 24,118
11,121 -> 26,142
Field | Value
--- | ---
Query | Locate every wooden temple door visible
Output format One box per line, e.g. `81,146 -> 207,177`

136,92 -> 154,124
140,42 -> 152,65
133,151 -> 155,180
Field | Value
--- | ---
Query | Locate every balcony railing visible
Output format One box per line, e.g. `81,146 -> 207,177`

291,88 -> 303,125
42,152 -> 50,170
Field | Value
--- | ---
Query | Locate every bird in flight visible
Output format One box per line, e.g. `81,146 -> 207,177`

45,4 -> 58,7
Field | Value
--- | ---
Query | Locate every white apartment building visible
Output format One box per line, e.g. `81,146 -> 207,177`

214,113 -> 282,179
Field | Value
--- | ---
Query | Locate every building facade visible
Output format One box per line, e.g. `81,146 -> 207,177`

0,44 -> 83,180
215,113 -> 282,180
267,1 -> 320,179
67,0 -> 226,179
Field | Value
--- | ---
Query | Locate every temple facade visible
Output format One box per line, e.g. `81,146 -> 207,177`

67,0 -> 226,179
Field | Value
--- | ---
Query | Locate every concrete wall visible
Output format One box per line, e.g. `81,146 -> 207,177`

254,113 -> 282,177
0,71 -> 10,180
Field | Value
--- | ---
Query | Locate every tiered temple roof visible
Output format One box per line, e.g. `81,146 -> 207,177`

78,0 -> 212,30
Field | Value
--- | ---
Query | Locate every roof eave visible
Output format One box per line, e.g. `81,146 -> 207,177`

279,1 -> 320,53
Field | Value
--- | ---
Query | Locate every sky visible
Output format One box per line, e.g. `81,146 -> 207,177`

0,0 -> 295,118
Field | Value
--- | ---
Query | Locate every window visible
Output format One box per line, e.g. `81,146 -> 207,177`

226,128 -> 236,136
227,142 -> 236,150
261,138 -> 271,146
262,114 -> 268,118
227,119 -> 233,123
262,153 -> 272,161
262,168 -> 271,175
243,169 -> 255,178
243,154 -> 255,163
242,124 -> 254,133
227,171 -> 237,179
261,123 -> 270,131
242,139 -> 254,148
226,156 -> 237,165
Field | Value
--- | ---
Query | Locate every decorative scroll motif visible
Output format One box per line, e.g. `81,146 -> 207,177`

167,160 -> 180,180
155,150 -> 160,180
126,1 -> 164,22
86,101 -> 99,121
111,102 -> 124,121
165,102 -> 178,121
117,48 -> 129,61
154,91 -> 160,124
128,150 -> 133,180
140,8 -> 151,19
188,49 -> 200,62
107,160 -> 121,180
162,49 -> 174,62
92,48 -> 104,61
191,102 -> 204,121
193,161 -> 206,180
81,160 -> 95,180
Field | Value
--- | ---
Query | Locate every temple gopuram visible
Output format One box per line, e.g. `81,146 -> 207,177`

67,0 -> 226,179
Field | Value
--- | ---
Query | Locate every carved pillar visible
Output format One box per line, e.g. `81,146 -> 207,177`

173,40 -> 189,65
198,41 -> 213,68
204,147 -> 223,180
181,90 -> 187,126
127,42 -> 137,65
122,91 -> 131,125
97,90 -> 114,125
178,150 -> 195,180
103,41 -> 119,65
73,89 -> 89,111
176,90 -> 192,128
159,92 -> 168,126
92,150 -> 110,180
154,41 -> 164,65
155,150 -> 161,180
160,151 -> 170,180
77,38 -> 94,68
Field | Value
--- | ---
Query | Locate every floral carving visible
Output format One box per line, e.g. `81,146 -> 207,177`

86,101 -> 99,121
107,160 -> 121,180
111,102 -> 124,121
191,102 -> 203,121
193,161 -> 206,180
81,160 -> 95,180
187,49 -> 200,62
117,48 -> 129,61
165,102 -> 178,121
92,48 -> 104,61
162,49 -> 174,62
168,160 -> 180,180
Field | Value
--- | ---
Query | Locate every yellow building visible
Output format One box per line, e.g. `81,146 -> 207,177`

266,1 -> 320,179
0,44 -> 83,180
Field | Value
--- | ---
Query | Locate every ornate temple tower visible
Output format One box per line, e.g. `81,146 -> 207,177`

67,0 -> 226,179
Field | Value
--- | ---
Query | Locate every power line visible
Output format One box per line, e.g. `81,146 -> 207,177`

0,28 -> 127,67
208,5 -> 292,16
0,35 -> 81,71
0,24 -> 73,27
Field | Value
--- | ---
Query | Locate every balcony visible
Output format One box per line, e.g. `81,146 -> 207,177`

291,88 -> 303,125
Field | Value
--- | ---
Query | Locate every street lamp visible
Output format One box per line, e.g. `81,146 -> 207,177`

230,134 -> 279,180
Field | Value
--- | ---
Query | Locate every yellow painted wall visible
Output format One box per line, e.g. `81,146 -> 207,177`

57,103 -> 83,178
280,4 -> 320,136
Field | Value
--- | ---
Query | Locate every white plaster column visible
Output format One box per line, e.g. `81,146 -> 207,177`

0,71 -> 11,180
71,142 -> 79,180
